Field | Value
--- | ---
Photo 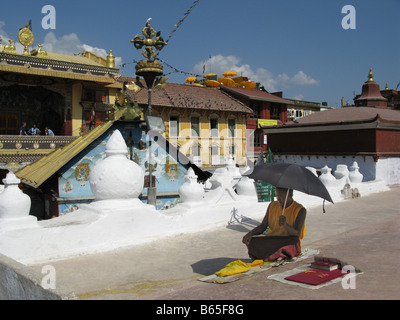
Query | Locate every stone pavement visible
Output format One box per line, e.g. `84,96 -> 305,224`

30,186 -> 400,300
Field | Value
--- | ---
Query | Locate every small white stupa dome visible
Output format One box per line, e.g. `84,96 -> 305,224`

178,167 -> 204,203
0,171 -> 31,219
89,130 -> 144,200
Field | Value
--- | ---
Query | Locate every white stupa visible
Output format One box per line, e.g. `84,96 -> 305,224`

0,171 -> 38,232
178,167 -> 205,206
87,129 -> 147,213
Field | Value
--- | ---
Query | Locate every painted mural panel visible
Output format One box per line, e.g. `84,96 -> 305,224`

57,122 -> 186,215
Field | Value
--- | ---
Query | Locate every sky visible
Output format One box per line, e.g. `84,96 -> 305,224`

0,0 -> 399,108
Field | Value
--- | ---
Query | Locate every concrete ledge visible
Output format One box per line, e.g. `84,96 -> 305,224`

0,253 -> 75,300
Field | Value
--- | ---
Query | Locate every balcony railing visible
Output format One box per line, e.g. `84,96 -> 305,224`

0,135 -> 77,151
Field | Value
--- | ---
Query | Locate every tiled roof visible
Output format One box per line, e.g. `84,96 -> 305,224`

121,79 -> 253,114
296,107 -> 400,125
219,86 -> 290,104
45,52 -> 104,67
261,107 -> 400,132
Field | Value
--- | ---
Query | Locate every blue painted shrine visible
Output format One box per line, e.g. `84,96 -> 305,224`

57,121 -> 198,214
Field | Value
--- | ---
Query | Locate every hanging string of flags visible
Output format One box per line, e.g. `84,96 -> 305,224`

120,0 -> 201,77
157,58 -> 201,77
165,0 -> 200,44
153,0 -> 200,60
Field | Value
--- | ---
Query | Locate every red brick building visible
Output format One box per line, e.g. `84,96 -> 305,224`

261,69 -> 400,184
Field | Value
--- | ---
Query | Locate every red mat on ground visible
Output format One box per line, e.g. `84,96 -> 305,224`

284,268 -> 346,286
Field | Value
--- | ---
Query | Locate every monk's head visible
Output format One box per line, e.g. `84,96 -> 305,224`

275,187 -> 293,207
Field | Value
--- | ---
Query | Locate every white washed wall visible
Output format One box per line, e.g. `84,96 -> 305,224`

273,155 -> 400,185
376,158 -> 400,185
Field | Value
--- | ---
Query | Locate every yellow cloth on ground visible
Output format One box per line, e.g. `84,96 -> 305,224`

215,259 -> 264,277
265,200 -> 305,239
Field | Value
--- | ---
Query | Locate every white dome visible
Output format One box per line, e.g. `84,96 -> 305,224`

90,130 -> 144,200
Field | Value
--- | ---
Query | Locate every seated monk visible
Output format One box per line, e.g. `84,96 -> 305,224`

242,187 -> 306,262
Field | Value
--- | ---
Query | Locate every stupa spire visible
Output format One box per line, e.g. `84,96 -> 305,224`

368,67 -> 373,82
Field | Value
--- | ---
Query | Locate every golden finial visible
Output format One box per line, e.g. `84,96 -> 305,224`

385,83 -> 389,90
368,67 -> 373,81
341,96 -> 345,107
106,50 -> 115,68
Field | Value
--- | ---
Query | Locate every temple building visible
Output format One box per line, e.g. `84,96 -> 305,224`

353,68 -> 389,108
0,25 -> 122,174
353,68 -> 400,109
261,68 -> 400,185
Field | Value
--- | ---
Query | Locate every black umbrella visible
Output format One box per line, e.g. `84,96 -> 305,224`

245,163 -> 333,212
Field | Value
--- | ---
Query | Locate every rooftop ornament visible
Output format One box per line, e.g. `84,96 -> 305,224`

131,18 -> 167,89
130,18 -> 167,206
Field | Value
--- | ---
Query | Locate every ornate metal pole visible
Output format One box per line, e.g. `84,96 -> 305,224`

131,19 -> 167,206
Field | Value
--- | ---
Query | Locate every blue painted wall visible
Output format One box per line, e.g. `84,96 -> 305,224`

58,121 -> 186,214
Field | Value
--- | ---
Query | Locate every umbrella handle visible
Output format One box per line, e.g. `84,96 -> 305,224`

281,189 -> 289,216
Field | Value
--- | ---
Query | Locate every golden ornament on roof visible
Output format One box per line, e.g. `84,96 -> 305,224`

131,18 -> 167,61
18,27 -> 34,55
3,40 -> 18,54
368,67 -> 373,82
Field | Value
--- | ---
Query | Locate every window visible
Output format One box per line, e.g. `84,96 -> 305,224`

253,129 -> 263,147
228,118 -> 236,137
228,144 -> 236,156
211,145 -> 219,155
270,104 -> 281,120
83,88 -> 108,103
210,118 -> 218,137
95,91 -> 106,103
211,144 -> 221,165
169,116 -> 179,137
97,112 -> 106,123
191,143 -> 201,157
83,110 -> 106,132
250,102 -> 262,118
191,116 -> 200,137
